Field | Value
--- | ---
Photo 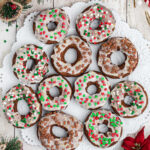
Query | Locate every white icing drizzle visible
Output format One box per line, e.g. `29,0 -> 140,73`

98,37 -> 138,78
85,109 -> 123,148
111,81 -> 148,117
74,71 -> 110,110
76,4 -> 116,44
38,75 -> 72,111
34,8 -> 70,43
38,112 -> 83,150
12,44 -> 49,84
2,84 -> 41,128
51,35 -> 92,76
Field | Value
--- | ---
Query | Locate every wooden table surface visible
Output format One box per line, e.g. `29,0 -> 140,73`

0,0 -> 150,149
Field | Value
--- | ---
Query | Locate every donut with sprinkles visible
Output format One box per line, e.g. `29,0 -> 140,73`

38,75 -> 72,111
74,71 -> 111,110
51,35 -> 92,76
76,3 -> 116,44
84,109 -> 123,148
33,8 -> 70,44
97,37 -> 138,78
2,84 -> 42,128
110,81 -> 148,118
12,44 -> 49,84
37,112 -> 83,150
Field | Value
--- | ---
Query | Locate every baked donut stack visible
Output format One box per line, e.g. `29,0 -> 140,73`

1,3 -> 148,150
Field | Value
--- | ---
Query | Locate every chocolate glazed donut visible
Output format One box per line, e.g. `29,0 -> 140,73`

51,35 -> 92,77
37,112 -> 83,150
97,37 -> 138,79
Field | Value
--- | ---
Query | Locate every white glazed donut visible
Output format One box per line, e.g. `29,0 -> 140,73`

38,75 -> 72,111
33,8 -> 70,44
76,3 -> 116,44
2,84 -> 42,128
84,109 -> 123,148
74,71 -> 111,110
111,81 -> 148,118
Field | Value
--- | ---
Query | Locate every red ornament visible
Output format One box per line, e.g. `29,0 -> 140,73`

122,127 -> 150,150
11,4 -> 17,10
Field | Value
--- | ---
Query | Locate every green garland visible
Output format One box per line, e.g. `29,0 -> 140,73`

0,137 -> 22,150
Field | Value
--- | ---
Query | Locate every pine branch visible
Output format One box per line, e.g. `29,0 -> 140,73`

0,137 -> 22,150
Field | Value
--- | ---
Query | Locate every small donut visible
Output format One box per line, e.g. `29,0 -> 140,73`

97,37 -> 138,78
37,112 -> 83,150
74,71 -> 111,110
84,109 -> 123,148
38,75 -> 72,111
110,81 -> 148,118
12,44 -> 49,84
33,8 -> 70,44
2,84 -> 42,128
76,4 -> 116,44
51,35 -> 92,76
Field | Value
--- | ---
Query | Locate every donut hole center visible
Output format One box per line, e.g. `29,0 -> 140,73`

17,100 -> 30,115
49,86 -> 61,98
90,19 -> 101,30
47,21 -> 57,31
86,82 -> 101,95
26,59 -> 36,71
99,124 -> 108,133
111,51 -> 126,66
52,125 -> 68,138
124,95 -> 134,106
63,47 -> 78,65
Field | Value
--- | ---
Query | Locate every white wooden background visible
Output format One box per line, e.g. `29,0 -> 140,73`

0,0 -> 150,149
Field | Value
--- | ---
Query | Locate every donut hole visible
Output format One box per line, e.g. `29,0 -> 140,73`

111,51 -> 126,66
26,59 -> 36,71
17,100 -> 30,115
49,86 -> 61,98
86,82 -> 101,95
52,125 -> 68,138
47,21 -> 57,31
124,95 -> 134,106
98,124 -> 108,133
90,19 -> 101,30
64,48 -> 77,64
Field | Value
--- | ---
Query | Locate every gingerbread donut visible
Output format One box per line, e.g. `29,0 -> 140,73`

2,84 -> 42,128
97,37 -> 138,78
37,112 -> 83,150
51,35 -> 92,77
12,44 -> 49,84
84,109 -> 123,148
76,3 -> 116,44
33,8 -> 70,44
110,81 -> 148,118
38,75 -> 72,111
74,71 -> 111,110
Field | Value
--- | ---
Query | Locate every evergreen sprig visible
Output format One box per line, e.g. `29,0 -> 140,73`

0,2 -> 21,19
0,137 -> 22,150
